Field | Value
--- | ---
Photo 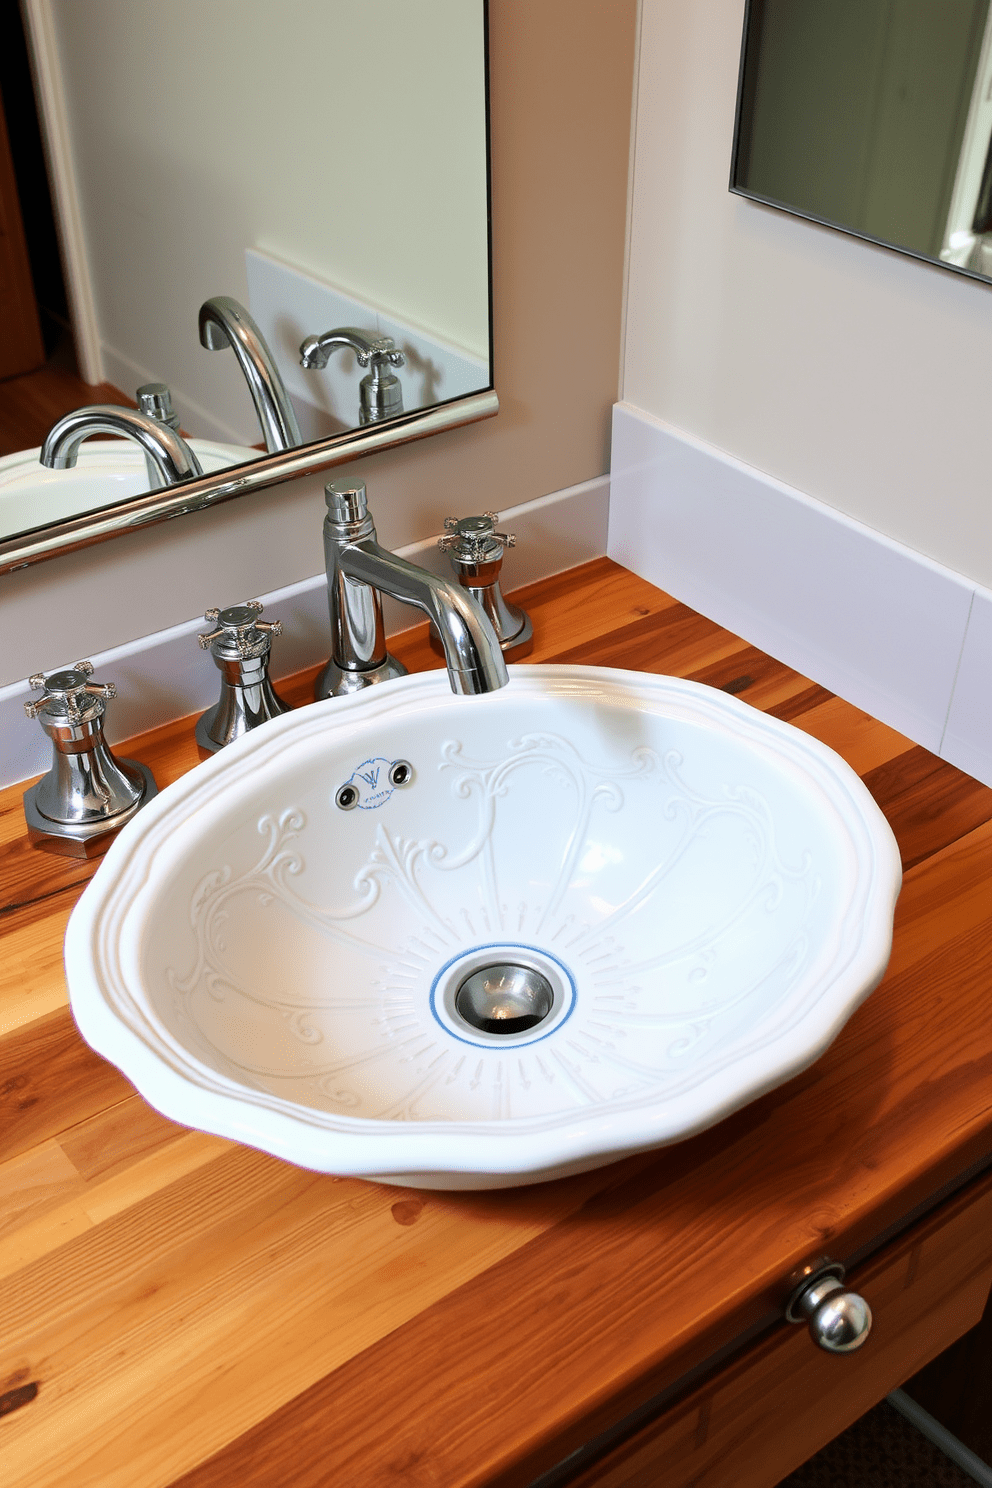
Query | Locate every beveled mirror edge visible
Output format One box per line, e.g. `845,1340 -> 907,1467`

728,0 -> 992,293
0,389 -> 498,575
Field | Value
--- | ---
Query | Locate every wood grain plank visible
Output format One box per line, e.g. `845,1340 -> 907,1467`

0,831 -> 99,936
0,911 -> 70,1036
0,1007 -> 133,1163
765,683 -> 835,722
684,645 -> 816,715
791,697 -> 912,775
0,1131 -> 227,1283
58,1094 -> 189,1183
863,745 -> 992,871
545,602 -> 743,677
508,557 -> 680,657
0,1152 -> 617,1488
0,1140 -> 87,1241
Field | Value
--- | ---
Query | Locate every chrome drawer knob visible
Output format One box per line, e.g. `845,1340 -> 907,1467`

785,1259 -> 872,1353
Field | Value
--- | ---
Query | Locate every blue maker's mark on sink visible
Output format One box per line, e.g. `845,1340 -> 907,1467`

337,756 -> 413,810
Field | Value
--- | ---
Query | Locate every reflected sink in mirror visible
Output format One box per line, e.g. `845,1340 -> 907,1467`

65,667 -> 902,1189
0,439 -> 262,541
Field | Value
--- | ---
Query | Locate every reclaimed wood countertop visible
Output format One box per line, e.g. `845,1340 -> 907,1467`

2,557 -> 992,1488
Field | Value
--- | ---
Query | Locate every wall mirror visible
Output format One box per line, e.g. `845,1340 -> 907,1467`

0,0 -> 493,574
731,0 -> 992,284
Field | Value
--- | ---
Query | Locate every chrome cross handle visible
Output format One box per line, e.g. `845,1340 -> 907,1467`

24,662 -> 118,723
198,600 -> 283,659
438,512 -> 516,561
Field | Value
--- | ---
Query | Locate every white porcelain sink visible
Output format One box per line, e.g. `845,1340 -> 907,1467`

65,667 -> 901,1189
0,438 -> 262,539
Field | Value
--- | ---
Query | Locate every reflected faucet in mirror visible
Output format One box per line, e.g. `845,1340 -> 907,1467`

198,296 -> 302,452
300,328 -> 406,425
40,407 -> 204,487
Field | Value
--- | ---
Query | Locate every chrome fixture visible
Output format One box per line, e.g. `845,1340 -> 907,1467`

40,406 -> 204,486
785,1258 -> 872,1353
199,296 -> 302,452
300,327 -> 406,425
455,963 -> 555,1035
436,512 -> 533,660
316,477 -> 508,701
136,382 -> 182,490
22,662 -> 157,858
195,600 -> 290,755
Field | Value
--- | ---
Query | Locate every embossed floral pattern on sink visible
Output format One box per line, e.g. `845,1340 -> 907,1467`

65,667 -> 902,1188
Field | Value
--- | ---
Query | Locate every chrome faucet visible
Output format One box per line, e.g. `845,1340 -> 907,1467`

300,327 -> 405,425
199,296 -> 302,452
316,477 -> 508,701
40,405 -> 204,486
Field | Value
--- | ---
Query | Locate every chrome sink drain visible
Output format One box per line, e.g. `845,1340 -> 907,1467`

454,963 -> 555,1035
430,943 -> 576,1047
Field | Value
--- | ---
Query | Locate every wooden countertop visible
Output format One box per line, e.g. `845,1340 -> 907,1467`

2,557 -> 992,1488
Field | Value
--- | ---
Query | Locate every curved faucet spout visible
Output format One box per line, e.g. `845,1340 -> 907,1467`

343,539 -> 508,695
40,406 -> 204,486
316,477 -> 508,702
199,296 -> 302,453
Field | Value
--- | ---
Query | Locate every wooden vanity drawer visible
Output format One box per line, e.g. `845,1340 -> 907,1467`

565,1166 -> 992,1488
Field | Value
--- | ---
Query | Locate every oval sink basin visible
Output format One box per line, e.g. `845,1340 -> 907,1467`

0,437 -> 262,540
65,667 -> 901,1189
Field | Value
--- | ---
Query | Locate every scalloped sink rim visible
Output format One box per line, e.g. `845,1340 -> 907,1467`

64,666 -> 902,1189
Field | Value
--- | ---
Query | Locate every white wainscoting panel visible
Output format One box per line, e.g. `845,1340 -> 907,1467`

1,475 -> 608,791
608,402 -> 991,786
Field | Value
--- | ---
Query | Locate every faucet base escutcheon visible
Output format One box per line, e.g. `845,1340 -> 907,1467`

315,651 -> 407,702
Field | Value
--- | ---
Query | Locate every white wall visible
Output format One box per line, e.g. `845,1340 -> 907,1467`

623,0 -> 992,590
50,0 -> 489,441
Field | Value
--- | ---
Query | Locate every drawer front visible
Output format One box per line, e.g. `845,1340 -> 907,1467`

567,1167 -> 992,1488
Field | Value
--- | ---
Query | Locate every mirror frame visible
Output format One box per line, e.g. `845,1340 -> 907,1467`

729,0 -> 992,290
0,3 -> 495,578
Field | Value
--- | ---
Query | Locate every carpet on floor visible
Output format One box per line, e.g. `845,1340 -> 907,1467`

777,1398 -> 978,1487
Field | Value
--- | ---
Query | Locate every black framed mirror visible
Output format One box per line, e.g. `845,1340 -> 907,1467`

731,0 -> 992,284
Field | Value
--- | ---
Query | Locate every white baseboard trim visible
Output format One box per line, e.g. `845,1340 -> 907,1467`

608,403 -> 992,788
0,475 -> 609,790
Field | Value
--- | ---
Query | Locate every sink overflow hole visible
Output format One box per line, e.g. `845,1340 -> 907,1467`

454,963 -> 555,1035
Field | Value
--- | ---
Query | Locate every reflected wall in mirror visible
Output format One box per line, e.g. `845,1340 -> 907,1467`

732,0 -> 992,281
0,0 -> 492,559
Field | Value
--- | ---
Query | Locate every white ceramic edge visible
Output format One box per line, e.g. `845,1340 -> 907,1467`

64,665 -> 902,1186
608,402 -> 992,788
